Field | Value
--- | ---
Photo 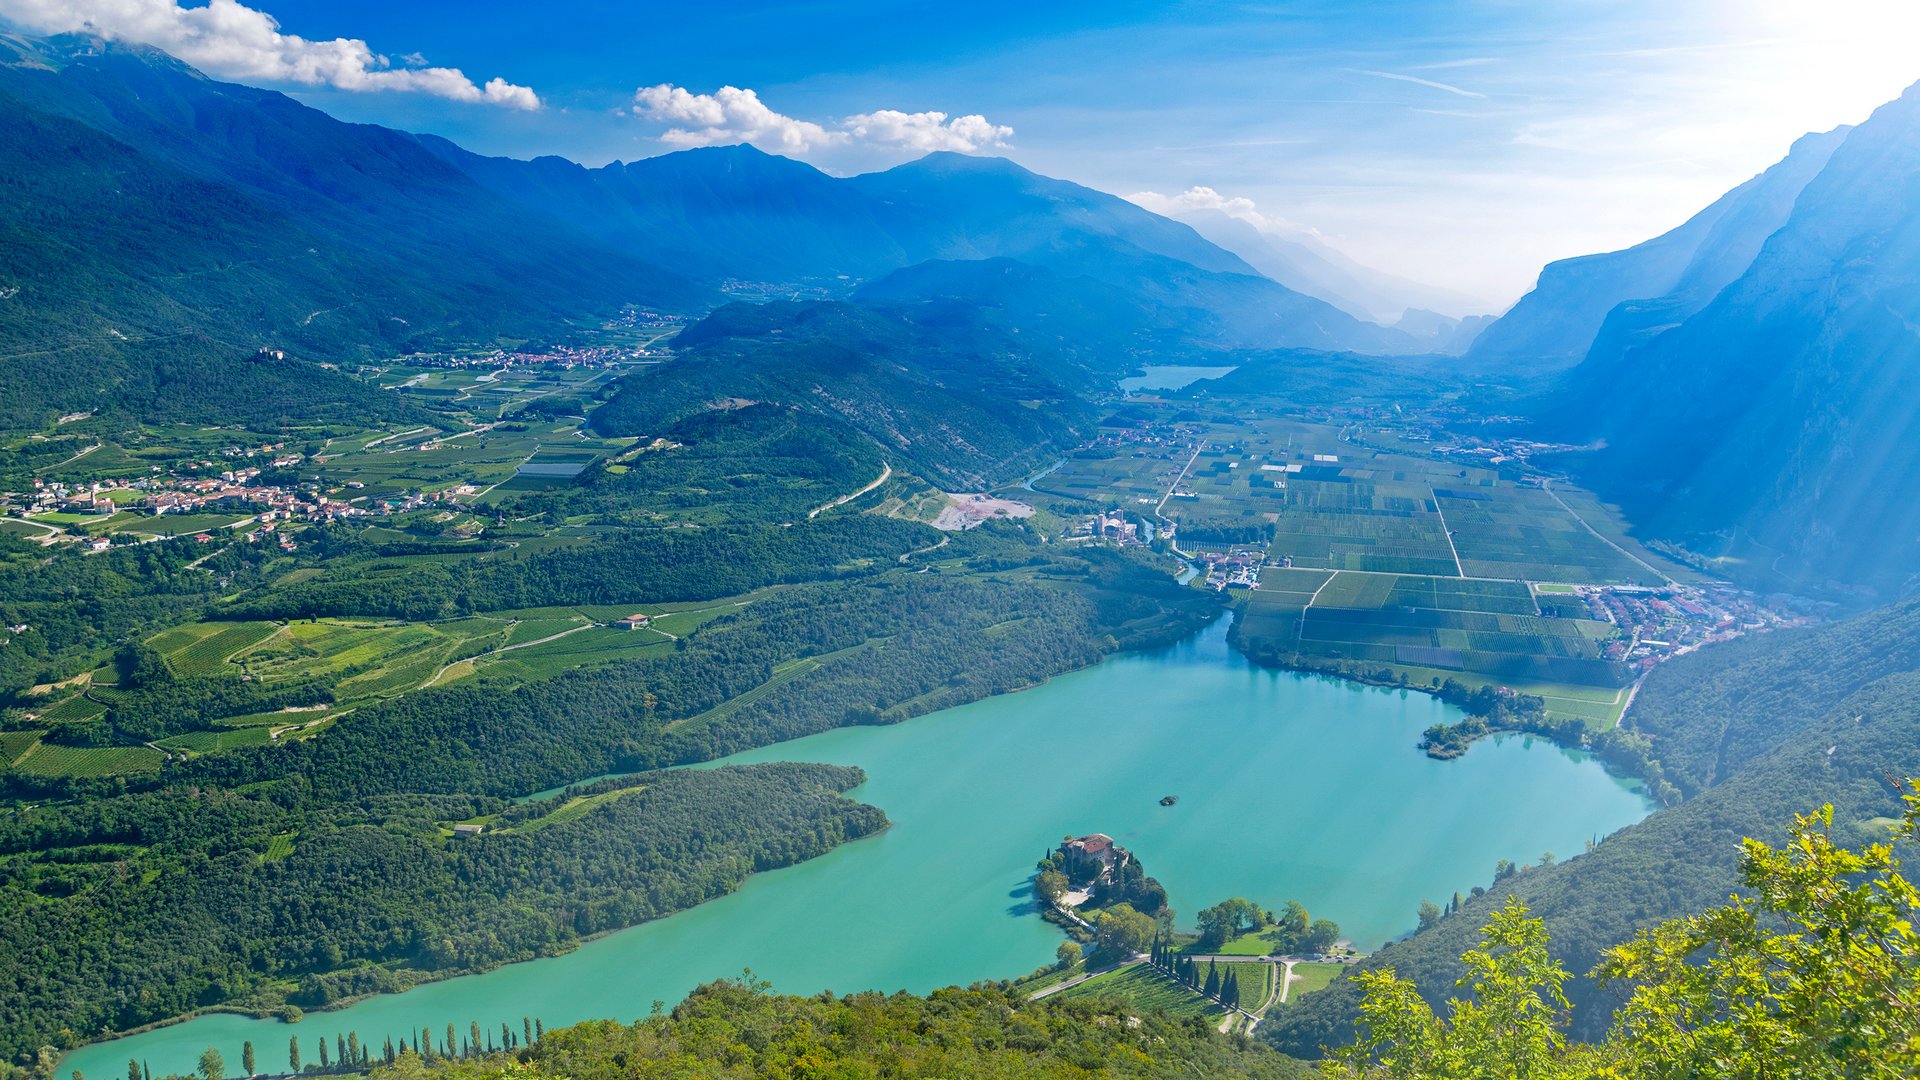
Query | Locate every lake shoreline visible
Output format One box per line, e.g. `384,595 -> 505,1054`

54,604 -> 1213,1063
62,614 -> 1650,1078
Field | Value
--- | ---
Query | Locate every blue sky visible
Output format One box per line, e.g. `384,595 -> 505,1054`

10,1 -> 1920,305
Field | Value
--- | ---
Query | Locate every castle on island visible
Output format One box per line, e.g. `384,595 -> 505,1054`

1061,833 -> 1133,886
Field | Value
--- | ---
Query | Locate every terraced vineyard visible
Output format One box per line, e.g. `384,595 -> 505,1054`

167,622 -> 278,676
31,694 -> 107,724
154,727 -> 273,754
0,728 -> 45,766
12,742 -> 164,777
1058,963 -> 1227,1020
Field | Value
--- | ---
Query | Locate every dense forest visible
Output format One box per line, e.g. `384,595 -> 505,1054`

1331,790 -> 1920,1077
586,301 -> 1103,490
521,405 -> 887,526
0,764 -> 881,1059
219,516 -> 932,623
369,976 -> 1311,1080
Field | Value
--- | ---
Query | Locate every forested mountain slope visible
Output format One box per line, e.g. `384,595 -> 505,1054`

0,764 -> 884,1053
1533,82 -> 1920,590
410,140 -> 907,287
1263,595 -> 1920,1055
586,299 -> 1107,489
0,71 -> 417,429
0,34 -> 702,429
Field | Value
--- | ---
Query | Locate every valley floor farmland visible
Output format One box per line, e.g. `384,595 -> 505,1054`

1014,401 -> 1800,727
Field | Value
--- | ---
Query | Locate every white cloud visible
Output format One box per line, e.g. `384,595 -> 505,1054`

0,0 -> 541,109
1126,186 -> 1312,236
843,110 -> 1012,152
632,84 -> 1012,156
634,84 -> 840,152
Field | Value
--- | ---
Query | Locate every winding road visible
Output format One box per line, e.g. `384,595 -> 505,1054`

807,462 -> 892,519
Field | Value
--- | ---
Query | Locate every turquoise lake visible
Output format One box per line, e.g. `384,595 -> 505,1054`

1118,365 -> 1238,391
64,617 -> 1650,1076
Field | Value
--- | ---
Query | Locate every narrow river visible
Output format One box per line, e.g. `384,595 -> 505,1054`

65,617 -> 1650,1077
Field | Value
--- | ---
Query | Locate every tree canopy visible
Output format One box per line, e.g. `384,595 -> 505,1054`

1336,788 -> 1920,1079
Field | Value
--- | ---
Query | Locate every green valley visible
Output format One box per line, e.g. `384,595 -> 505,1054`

4,17 -> 1919,1080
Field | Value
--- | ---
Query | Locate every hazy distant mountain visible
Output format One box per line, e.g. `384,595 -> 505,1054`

0,33 -> 704,427
420,140 -> 1264,286
1470,126 -> 1849,368
422,141 -> 1422,355
1532,84 -> 1920,591
1173,208 -> 1491,324
1391,309 -> 1495,355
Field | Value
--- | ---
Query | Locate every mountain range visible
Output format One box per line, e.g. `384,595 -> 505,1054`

0,29 -> 1442,437
11,30 -> 1920,595
415,139 -> 1423,354
1496,83 -> 1920,592
0,32 -> 703,428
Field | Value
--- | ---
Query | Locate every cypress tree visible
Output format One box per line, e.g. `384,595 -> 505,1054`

1224,969 -> 1240,1008
316,1039 -> 328,1071
535,1019 -> 544,1043
129,1060 -> 141,1080
288,1038 -> 300,1075
470,1023 -> 483,1060
1204,960 -> 1220,998
524,1018 -> 534,1048
242,1042 -> 255,1077
345,1034 -> 357,1068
